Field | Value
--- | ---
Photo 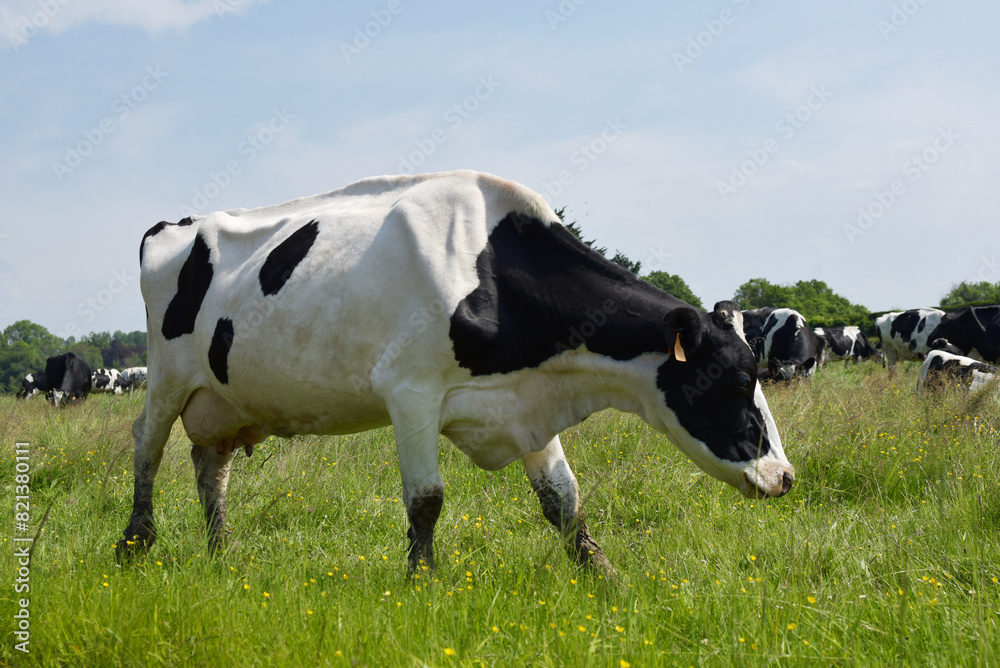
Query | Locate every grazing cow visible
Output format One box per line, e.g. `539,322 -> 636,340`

45,352 -> 92,407
926,304 -> 1000,363
117,170 -> 795,574
742,308 -> 818,380
92,368 -> 126,395
929,338 -> 963,356
120,367 -> 148,391
875,308 -> 944,368
814,326 -> 881,366
918,350 -> 999,395
16,372 -> 47,399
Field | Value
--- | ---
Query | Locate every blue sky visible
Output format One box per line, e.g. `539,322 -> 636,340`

2,0 -> 998,338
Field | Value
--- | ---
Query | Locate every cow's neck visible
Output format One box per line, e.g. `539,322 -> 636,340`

517,350 -> 665,441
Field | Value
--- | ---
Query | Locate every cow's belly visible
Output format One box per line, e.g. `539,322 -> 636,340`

180,386 -> 391,450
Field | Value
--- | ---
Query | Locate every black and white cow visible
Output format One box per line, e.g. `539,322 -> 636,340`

814,326 -> 881,366
45,352 -> 92,407
117,170 -> 795,574
742,308 -> 819,380
918,350 -> 999,395
929,338 -> 963,356
926,304 -> 1000,363
92,368 -> 126,395
119,367 -> 148,391
875,308 -> 944,368
16,372 -> 47,399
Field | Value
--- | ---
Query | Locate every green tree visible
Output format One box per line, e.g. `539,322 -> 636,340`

644,271 -> 704,309
731,278 -> 869,327
555,208 -> 641,274
732,278 -> 791,311
3,320 -> 62,354
940,281 -> 1000,310
0,340 -> 48,393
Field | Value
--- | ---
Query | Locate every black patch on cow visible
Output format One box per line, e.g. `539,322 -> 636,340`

162,234 -> 214,341
449,213 -> 678,376
140,216 -> 195,266
259,220 -> 320,296
208,318 -> 235,384
890,310 -> 921,343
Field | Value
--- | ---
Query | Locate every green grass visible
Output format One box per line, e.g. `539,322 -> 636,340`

1,363 -> 998,667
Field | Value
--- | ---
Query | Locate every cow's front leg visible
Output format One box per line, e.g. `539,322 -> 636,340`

191,444 -> 237,552
390,416 -> 444,574
522,436 -> 615,577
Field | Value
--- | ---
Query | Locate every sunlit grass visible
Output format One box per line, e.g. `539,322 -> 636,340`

1,362 -> 998,666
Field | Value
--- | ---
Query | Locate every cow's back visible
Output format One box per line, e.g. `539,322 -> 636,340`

140,171 -> 558,434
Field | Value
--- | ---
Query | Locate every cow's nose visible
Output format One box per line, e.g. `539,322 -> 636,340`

781,470 -> 794,495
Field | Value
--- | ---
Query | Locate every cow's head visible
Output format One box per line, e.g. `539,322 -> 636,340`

653,301 -> 794,499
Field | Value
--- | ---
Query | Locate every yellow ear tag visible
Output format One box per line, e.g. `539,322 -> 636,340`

674,333 -> 687,362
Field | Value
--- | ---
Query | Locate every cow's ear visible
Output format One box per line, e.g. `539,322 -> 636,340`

711,300 -> 742,330
663,307 -> 703,361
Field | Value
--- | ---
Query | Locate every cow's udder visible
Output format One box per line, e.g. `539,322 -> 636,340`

181,387 -> 268,454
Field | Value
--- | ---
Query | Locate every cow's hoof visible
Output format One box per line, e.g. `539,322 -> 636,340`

114,535 -> 153,563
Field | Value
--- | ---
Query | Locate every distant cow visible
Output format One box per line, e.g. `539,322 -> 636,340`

117,170 -> 795,574
926,305 -> 1000,363
16,372 -> 47,399
929,338 -> 963,356
918,350 -> 999,395
45,353 -> 92,407
119,367 -> 148,391
92,368 -> 126,395
876,308 -> 944,368
814,326 -> 881,366
742,307 -> 819,380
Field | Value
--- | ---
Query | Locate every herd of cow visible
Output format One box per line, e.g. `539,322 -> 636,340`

15,353 -> 147,406
742,304 -> 1000,394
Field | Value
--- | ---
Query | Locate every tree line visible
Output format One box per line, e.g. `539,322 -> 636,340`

560,210 -> 999,333
0,320 -> 146,394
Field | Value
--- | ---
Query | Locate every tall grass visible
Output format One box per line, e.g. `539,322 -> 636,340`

2,363 -> 998,666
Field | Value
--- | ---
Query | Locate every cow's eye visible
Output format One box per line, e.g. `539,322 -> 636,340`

735,372 -> 753,394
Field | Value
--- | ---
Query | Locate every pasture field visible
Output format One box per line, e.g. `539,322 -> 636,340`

2,363 -> 999,667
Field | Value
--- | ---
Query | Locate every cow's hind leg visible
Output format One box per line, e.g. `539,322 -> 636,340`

116,399 -> 181,560
522,436 -> 615,576
190,445 -> 238,552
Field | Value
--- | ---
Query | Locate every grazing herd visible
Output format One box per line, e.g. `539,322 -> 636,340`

16,353 -> 146,405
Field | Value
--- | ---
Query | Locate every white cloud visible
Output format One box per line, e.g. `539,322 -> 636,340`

1,0 -> 260,45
